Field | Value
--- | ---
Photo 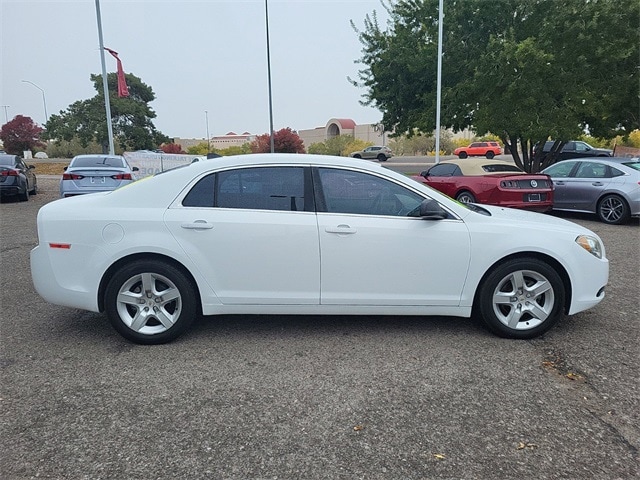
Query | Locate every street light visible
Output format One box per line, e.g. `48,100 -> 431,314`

265,0 -> 275,153
21,80 -> 48,124
1,105 -> 9,124
205,110 -> 211,153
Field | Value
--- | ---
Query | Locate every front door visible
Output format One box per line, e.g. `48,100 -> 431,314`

314,167 -> 471,306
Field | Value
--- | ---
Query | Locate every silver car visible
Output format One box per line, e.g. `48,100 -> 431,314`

350,146 -> 393,162
542,157 -> 640,224
60,154 -> 139,198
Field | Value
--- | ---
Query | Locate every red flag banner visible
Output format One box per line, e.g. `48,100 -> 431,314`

104,47 -> 130,97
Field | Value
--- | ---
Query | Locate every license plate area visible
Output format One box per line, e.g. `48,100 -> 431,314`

90,176 -> 106,184
527,193 -> 541,202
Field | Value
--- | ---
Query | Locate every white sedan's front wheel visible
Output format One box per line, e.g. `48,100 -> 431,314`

477,258 -> 565,339
105,259 -> 197,344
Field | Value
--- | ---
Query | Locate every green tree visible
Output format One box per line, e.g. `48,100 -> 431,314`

187,142 -> 213,155
353,0 -> 639,171
0,115 -> 45,154
218,144 -> 252,156
44,72 -> 169,153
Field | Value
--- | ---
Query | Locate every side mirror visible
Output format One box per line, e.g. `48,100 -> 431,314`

63,166 -> 68,171
420,170 -> 429,177
419,199 -> 447,220
132,166 -> 139,171
28,165 -> 36,169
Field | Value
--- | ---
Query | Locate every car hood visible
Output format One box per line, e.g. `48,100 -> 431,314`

465,203 -> 596,234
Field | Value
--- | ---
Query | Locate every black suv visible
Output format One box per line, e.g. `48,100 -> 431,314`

539,141 -> 612,160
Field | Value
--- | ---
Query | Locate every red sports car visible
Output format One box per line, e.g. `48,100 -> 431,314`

412,159 -> 554,212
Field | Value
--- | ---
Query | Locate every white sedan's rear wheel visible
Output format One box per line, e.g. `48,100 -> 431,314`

105,259 -> 197,344
477,258 -> 565,339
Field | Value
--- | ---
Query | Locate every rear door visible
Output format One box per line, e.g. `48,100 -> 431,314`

164,166 -> 321,305
559,161 -> 611,210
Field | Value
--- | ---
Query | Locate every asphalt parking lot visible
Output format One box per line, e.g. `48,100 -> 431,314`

1,177 -> 638,479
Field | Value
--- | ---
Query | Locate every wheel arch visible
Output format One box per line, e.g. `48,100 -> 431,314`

472,252 -> 572,315
454,188 -> 476,201
98,252 -> 202,314
597,191 -> 629,209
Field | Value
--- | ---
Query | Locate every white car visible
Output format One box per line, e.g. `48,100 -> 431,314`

31,154 -> 608,344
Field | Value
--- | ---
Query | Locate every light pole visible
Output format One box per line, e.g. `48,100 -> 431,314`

21,80 -> 48,124
434,0 -> 444,164
265,0 -> 275,153
1,105 -> 9,124
94,0 -> 115,155
205,110 -> 211,153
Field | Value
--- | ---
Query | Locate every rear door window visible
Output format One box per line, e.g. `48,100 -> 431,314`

183,166 -> 309,212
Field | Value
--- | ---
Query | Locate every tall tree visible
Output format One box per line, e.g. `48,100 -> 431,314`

251,128 -> 306,153
44,72 -> 168,153
0,115 -> 45,154
352,0 -> 639,171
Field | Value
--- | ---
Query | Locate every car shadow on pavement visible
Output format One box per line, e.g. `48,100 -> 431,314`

188,314 -> 489,341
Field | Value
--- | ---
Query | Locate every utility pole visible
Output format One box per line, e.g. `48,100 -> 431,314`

94,0 -> 115,155
265,0 -> 275,153
205,110 -> 211,153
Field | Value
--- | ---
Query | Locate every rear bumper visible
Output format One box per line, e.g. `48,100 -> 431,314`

0,185 -> 23,196
30,244 -> 101,312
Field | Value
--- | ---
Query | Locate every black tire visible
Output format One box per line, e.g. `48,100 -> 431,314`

19,184 -> 29,202
377,154 -> 388,162
458,152 -> 468,159
597,194 -> 630,225
456,191 -> 476,203
30,180 -> 37,195
486,151 -> 495,159
104,259 -> 197,344
352,154 -> 362,159
477,257 -> 565,339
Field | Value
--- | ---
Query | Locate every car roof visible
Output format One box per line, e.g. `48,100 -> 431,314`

551,157 -> 638,165
436,158 -> 525,176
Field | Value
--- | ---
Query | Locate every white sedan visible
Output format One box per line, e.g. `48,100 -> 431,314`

31,154 -> 608,344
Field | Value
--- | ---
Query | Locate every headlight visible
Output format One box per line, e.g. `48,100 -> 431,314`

575,235 -> 603,259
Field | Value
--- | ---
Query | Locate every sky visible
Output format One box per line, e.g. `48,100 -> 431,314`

1,0 -> 390,140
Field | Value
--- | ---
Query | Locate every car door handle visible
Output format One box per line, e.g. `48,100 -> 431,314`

181,220 -> 214,230
325,225 -> 357,235
592,182 -> 604,186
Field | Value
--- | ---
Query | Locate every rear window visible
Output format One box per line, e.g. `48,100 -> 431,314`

71,156 -> 125,168
622,161 -> 640,172
481,164 -> 522,173
0,156 -> 16,166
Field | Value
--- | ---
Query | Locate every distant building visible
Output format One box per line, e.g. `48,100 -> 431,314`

211,132 -> 256,149
297,118 -> 389,149
173,132 -> 256,152
174,118 -> 471,153
172,137 -> 208,151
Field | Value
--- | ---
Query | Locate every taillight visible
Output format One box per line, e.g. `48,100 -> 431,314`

111,173 -> 132,180
1,169 -> 19,176
500,180 -> 518,188
62,173 -> 84,180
